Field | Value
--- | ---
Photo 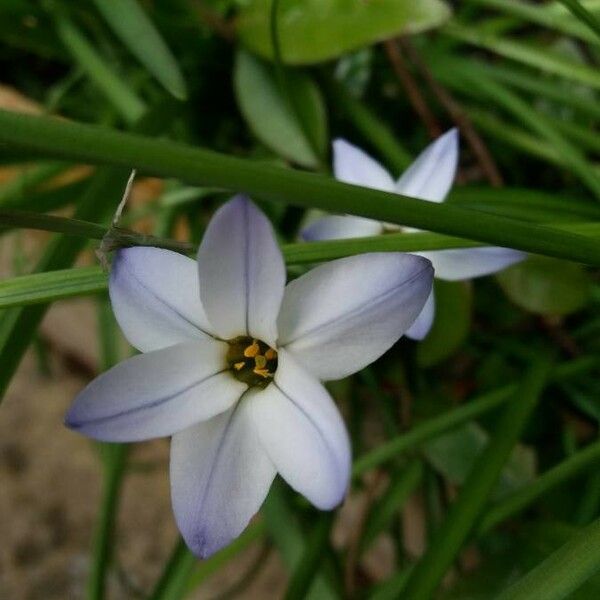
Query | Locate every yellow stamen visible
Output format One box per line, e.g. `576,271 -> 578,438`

244,340 -> 260,358
234,361 -> 245,371
253,368 -> 272,378
255,355 -> 267,369
265,348 -> 277,360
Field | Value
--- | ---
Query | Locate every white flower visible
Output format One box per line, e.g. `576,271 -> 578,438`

302,130 -> 525,340
66,196 -> 433,558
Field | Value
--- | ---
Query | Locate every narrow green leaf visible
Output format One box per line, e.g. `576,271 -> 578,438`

91,0 -> 187,100
234,50 -> 327,168
402,357 -> 552,600
435,57 -> 600,200
0,112 -> 599,265
46,3 -> 146,124
496,517 -> 600,600
417,280 -> 472,367
479,438 -> 600,535
352,357 -> 596,476
0,105 -> 172,401
0,168 -> 129,400
262,481 -> 336,600
284,512 -> 336,600
87,443 -> 127,600
557,0 -> 600,40
148,538 -> 196,600
444,22 -> 600,90
497,256 -> 592,316
470,0 -> 600,45
237,0 -> 451,64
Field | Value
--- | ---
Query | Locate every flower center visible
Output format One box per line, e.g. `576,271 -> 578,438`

226,336 -> 278,389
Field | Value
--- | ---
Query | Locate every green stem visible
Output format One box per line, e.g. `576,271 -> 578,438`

148,539 -> 196,600
402,357 -> 552,600
0,111 -> 599,265
87,444 -> 128,600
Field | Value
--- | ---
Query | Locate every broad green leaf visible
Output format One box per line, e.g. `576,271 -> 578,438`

423,422 -> 536,500
237,0 -> 451,65
91,0 -> 187,100
497,256 -> 591,316
234,50 -> 327,167
417,280 -> 472,367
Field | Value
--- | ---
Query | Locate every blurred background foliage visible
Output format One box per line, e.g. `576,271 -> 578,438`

0,0 -> 599,598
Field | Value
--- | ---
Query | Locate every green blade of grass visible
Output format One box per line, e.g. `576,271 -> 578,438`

496,517 -> 600,600
283,512 -> 336,600
478,438 -> 600,535
262,481 -> 337,600
557,0 -> 600,40
352,355 -> 595,477
470,0 -> 600,45
0,112 -> 599,265
46,2 -> 146,124
402,357 -> 552,600
2,218 -> 599,310
444,22 -> 600,89
87,299 -> 127,600
91,0 -> 187,100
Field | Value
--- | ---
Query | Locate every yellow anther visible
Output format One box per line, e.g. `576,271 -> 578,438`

265,348 -> 277,360
253,368 -> 272,379
255,355 -> 267,369
234,361 -> 245,371
243,340 -> 260,358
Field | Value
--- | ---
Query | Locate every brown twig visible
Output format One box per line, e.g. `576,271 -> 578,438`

401,38 -> 504,188
384,39 -> 442,140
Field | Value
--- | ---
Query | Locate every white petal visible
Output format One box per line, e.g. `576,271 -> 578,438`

65,340 -> 246,442
110,247 -> 215,352
197,196 -> 286,346
416,247 -> 526,281
301,215 -> 383,241
278,253 -> 433,380
170,400 -> 276,558
333,139 -> 396,192
396,129 -> 458,203
405,289 -> 435,340
248,349 -> 350,509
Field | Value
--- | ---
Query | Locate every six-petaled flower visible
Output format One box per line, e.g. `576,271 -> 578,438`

66,196 -> 433,557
